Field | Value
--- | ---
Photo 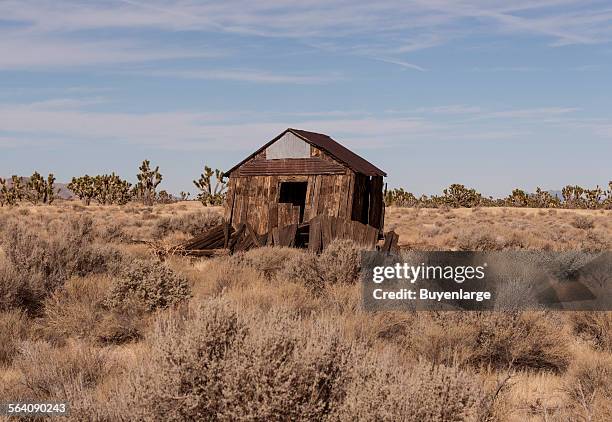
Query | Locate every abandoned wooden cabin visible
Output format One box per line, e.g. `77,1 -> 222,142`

223,128 -> 387,237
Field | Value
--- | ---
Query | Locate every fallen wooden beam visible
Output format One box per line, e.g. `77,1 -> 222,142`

183,248 -> 230,257
382,230 -> 399,253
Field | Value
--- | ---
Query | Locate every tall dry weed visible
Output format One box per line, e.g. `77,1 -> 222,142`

0,216 -> 124,313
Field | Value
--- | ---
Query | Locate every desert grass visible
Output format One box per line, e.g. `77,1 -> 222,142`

0,202 -> 610,421
386,206 -> 611,251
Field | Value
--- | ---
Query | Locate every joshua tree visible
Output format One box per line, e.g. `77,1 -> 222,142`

0,178 -> 7,206
0,177 -> 21,206
562,185 -> 586,208
530,187 -> 560,208
157,190 -> 175,204
384,188 -> 418,207
584,186 -> 603,209
68,175 -> 96,205
26,171 -> 47,204
9,176 -> 25,204
134,160 -> 162,205
442,184 -> 482,208
69,173 -> 132,205
193,166 -> 227,206
45,174 -> 57,204
506,189 -> 529,207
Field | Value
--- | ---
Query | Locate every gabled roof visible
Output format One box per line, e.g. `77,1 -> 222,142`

225,128 -> 387,177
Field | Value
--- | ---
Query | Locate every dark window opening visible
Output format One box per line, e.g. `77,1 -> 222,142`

279,182 -> 308,222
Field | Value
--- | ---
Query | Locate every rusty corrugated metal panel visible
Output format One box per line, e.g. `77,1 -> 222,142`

225,128 -> 386,177
235,158 -> 346,176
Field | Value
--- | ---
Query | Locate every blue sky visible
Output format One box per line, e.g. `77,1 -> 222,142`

0,0 -> 611,197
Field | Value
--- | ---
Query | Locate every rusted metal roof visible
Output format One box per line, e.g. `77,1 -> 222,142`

235,157 -> 346,176
225,128 -> 387,177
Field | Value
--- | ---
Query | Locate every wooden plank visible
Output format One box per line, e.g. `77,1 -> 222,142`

260,176 -> 272,234
369,176 -> 384,229
268,202 -> 278,234
336,218 -> 351,239
329,216 -> 338,240
308,216 -> 322,253
182,224 -> 227,249
335,175 -> 345,217
321,216 -> 333,249
311,175 -> 322,219
183,248 -> 229,257
228,224 -> 245,252
337,175 -> 349,219
246,222 -> 262,247
351,221 -> 367,245
382,231 -> 399,253
223,223 -> 230,248
346,173 -> 355,223
271,227 -> 281,246
318,175 -> 328,215
277,223 -> 298,247
291,205 -> 300,225
304,175 -> 315,221
231,178 -> 240,226
223,178 -> 236,223
365,225 -> 378,249
351,174 -> 364,222
248,177 -> 258,226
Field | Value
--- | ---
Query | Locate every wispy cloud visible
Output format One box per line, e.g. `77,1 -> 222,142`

142,69 -> 343,84
0,99 -> 605,152
470,66 -> 544,72
1,0 -> 611,73
372,58 -> 426,72
0,37 -> 218,70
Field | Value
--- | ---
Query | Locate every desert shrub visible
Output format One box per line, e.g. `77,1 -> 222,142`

0,260 -> 43,313
580,230 -> 609,252
40,275 -> 142,344
400,312 -> 571,373
564,353 -> 612,421
571,215 -> 595,230
279,251 -> 324,293
337,355 -> 488,421
122,300 -> 356,421
95,309 -> 144,345
228,246 -> 305,279
456,229 -> 500,250
279,239 -> 362,294
13,341 -> 112,402
455,229 -> 526,250
0,216 -> 124,313
467,311 -> 571,372
151,209 -> 223,238
318,239 -> 362,284
97,221 -> 128,243
105,259 -> 191,311
570,312 -> 612,352
42,276 -> 111,341
0,309 -> 30,366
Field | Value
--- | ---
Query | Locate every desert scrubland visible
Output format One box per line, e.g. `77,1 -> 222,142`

0,202 -> 610,421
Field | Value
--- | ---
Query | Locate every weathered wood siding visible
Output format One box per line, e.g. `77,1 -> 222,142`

225,172 -> 357,235
224,144 -> 384,235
